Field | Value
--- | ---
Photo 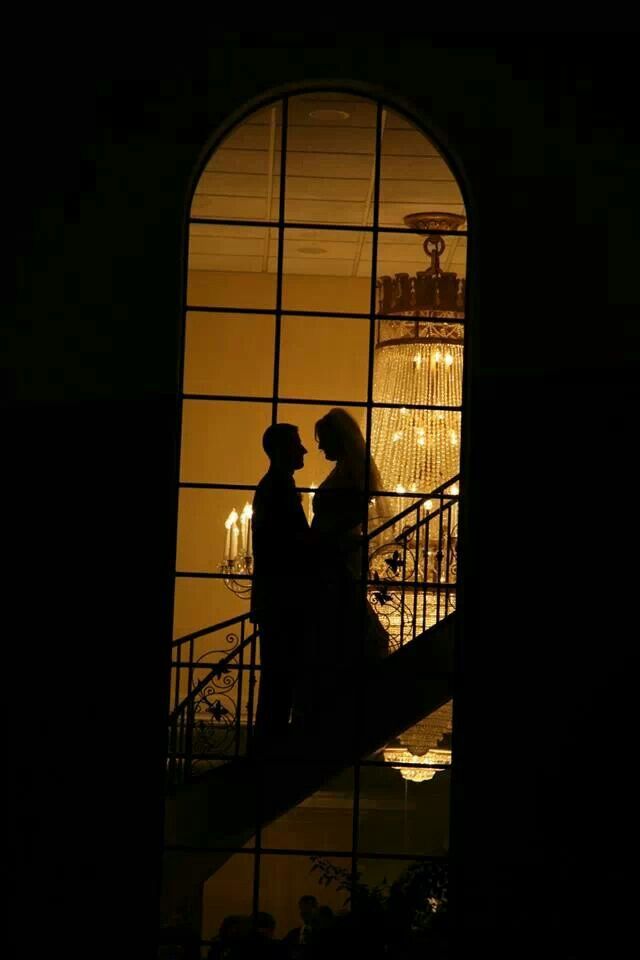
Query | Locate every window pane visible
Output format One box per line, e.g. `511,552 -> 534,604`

192,102 -> 282,222
258,853 -> 351,939
184,311 -> 275,398
281,228 -> 372,314
173,575 -> 249,642
279,314 -> 370,404
376,232 -> 467,307
286,93 -> 376,226
187,223 -> 278,310
371,406 -> 462,496
378,110 -> 465,228
201,850 -> 256,944
177,486 -> 258,578
261,767 -> 354,853
357,762 -> 450,857
179,400 -> 272,485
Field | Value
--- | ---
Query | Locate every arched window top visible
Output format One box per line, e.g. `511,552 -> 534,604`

182,89 -> 468,503
190,89 -> 466,254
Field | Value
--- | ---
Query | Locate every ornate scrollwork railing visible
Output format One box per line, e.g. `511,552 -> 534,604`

167,614 -> 259,784
366,475 -> 459,651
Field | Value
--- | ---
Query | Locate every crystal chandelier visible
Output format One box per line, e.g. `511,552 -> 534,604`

371,212 -> 465,498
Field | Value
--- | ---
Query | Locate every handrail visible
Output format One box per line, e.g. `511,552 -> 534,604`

171,612 -> 253,649
367,473 -> 460,542
394,490 -> 458,544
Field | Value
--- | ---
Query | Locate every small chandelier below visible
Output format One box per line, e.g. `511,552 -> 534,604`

383,746 -> 452,783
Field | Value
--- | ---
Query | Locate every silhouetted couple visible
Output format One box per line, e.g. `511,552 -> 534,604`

250,408 -> 389,746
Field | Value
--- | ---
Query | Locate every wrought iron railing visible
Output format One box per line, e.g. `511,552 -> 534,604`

167,476 -> 459,784
367,475 -> 459,651
167,613 -> 260,784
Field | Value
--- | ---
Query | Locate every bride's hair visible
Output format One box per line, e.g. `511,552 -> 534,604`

315,408 -> 388,520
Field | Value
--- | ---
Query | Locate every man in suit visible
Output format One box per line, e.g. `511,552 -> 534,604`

282,895 -> 319,955
251,423 -> 310,746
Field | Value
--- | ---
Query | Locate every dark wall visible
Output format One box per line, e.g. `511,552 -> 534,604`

8,35 -> 639,958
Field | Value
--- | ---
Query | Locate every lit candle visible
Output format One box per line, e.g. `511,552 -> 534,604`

240,513 -> 247,555
228,508 -> 239,561
231,523 -> 239,561
224,514 -> 234,561
241,502 -> 253,555
245,503 -> 253,556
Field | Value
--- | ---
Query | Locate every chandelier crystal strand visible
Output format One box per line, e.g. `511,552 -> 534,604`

371,335 -> 463,494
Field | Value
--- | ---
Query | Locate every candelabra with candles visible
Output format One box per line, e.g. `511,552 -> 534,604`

220,503 -> 253,598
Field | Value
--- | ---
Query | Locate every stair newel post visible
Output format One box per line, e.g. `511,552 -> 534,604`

167,643 -> 177,785
246,626 -> 258,751
435,492 -> 446,624
235,618 -> 245,758
184,633 -> 195,782
444,496 -> 454,616
412,502 -> 421,645
399,525 -> 408,648
422,507 -> 430,634
171,639 -> 182,783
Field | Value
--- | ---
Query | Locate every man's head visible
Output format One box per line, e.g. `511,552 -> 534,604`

298,895 -> 318,924
262,423 -> 306,473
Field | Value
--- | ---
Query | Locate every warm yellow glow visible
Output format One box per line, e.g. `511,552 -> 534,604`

383,746 -> 451,783
224,509 -> 240,561
371,339 -> 463,493
239,503 -> 253,555
306,483 -> 317,524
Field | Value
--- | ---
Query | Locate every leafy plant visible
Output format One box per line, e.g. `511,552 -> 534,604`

308,855 -> 449,955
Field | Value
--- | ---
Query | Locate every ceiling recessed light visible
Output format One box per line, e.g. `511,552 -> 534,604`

308,109 -> 351,121
296,246 -> 327,255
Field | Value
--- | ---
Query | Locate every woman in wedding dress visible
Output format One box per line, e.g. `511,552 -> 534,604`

300,408 -> 389,717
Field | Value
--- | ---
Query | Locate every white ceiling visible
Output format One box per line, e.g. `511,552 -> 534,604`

190,93 -> 467,280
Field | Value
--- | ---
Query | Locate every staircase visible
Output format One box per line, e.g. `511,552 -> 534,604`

163,478 -> 459,916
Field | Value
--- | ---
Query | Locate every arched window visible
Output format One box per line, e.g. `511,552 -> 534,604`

166,89 -> 467,945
